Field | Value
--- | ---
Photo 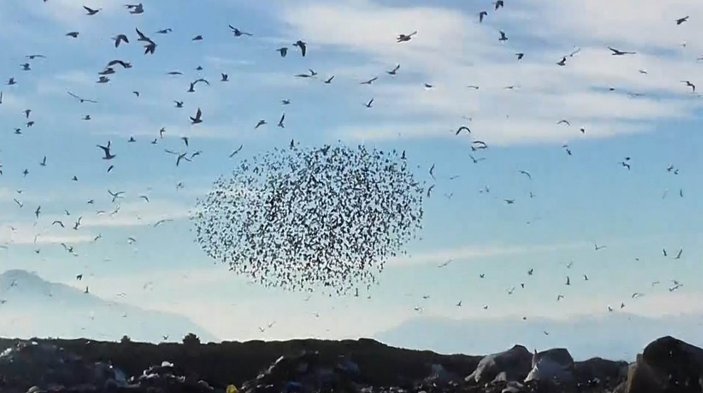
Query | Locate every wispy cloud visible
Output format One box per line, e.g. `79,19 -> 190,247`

278,0 -> 703,145
387,241 -> 589,267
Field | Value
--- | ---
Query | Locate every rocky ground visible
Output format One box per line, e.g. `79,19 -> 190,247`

0,335 -> 700,393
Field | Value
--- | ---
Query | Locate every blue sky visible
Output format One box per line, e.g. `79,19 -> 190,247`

1,0 -> 703,356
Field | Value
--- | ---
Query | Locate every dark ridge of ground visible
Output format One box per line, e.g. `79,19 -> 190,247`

0,337 -> 482,388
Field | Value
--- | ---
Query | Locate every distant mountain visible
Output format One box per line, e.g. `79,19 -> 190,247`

0,269 -> 217,343
375,314 -> 703,360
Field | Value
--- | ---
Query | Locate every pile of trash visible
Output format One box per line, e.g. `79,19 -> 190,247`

1,336 -> 702,393
0,341 -> 216,393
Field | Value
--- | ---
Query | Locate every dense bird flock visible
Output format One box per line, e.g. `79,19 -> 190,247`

193,144 -> 424,293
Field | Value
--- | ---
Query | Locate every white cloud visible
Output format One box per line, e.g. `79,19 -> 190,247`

279,0 -> 703,145
387,241 -> 589,267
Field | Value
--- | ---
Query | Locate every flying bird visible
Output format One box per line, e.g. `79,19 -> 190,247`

499,31 -> 508,41
83,6 -> 101,15
228,25 -> 253,37
293,40 -> 307,56
365,98 -> 374,108
387,64 -> 400,75
682,80 -> 696,92
97,142 -> 116,160
676,16 -> 689,25
112,34 -> 129,47
396,31 -> 417,43
479,11 -> 488,23
190,108 -> 203,124
608,47 -> 636,56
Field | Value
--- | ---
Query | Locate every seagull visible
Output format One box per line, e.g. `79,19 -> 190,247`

174,101 -> 183,108
68,91 -> 97,103
438,259 -> 454,268
221,73 -> 229,82
229,145 -> 243,158
499,31 -> 508,41
323,76 -> 334,84
494,0 -> 504,9
397,31 -> 417,43
156,28 -> 172,34
83,6 -> 101,15
125,3 -> 144,14
519,170 -> 532,180
594,243 -> 606,251
361,77 -> 378,85
479,11 -> 488,23
682,80 -> 696,92
108,190 -> 125,203
387,64 -> 400,75
97,142 -> 115,160
566,276 -> 571,286
516,52 -> 524,60
276,47 -> 288,57
675,249 -> 683,259
676,16 -> 689,25
277,113 -> 285,128
112,34 -> 129,48
557,57 -> 567,66
608,47 -> 636,56
365,98 -> 374,108
190,108 -> 203,124
557,119 -> 571,126
228,25 -> 253,37
293,40 -> 307,56
455,126 -> 471,135
66,32 -> 80,38
255,120 -> 267,129
426,185 -> 435,198
192,35 -> 203,41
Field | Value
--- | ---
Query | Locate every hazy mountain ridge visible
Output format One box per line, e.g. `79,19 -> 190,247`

0,269 -> 216,343
376,314 -> 703,360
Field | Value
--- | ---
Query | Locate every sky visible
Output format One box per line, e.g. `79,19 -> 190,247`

1,0 -> 703,358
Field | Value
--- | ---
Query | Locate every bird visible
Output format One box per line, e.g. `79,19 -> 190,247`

323,76 -> 334,84
566,276 -> 571,286
190,108 -> 203,124
276,47 -> 288,57
255,120 -> 267,129
192,35 -> 203,41
228,25 -> 253,37
365,98 -> 374,108
499,31 -> 508,41
608,47 -> 636,56
66,32 -> 79,38
479,11 -> 488,23
494,0 -> 504,10
221,73 -> 229,82
277,113 -> 285,128
516,52 -> 524,60
229,145 -> 243,158
387,64 -> 400,75
557,57 -> 567,66
83,6 -> 101,15
682,80 -> 696,92
676,16 -> 689,25
125,3 -> 144,14
675,249 -> 683,259
108,190 -> 125,203
361,77 -> 378,85
97,143 -> 116,160
174,101 -> 184,108
156,28 -> 172,34
557,119 -> 571,126
396,31 -> 417,43
292,40 -> 307,56
594,243 -> 606,251
519,170 -> 532,180
455,126 -> 471,135
68,91 -> 97,103
426,185 -> 435,198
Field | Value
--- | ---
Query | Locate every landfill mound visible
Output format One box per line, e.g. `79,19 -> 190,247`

0,336 -> 700,393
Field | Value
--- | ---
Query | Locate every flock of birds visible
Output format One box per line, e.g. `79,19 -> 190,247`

0,1 -> 698,339
193,144 -> 423,294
